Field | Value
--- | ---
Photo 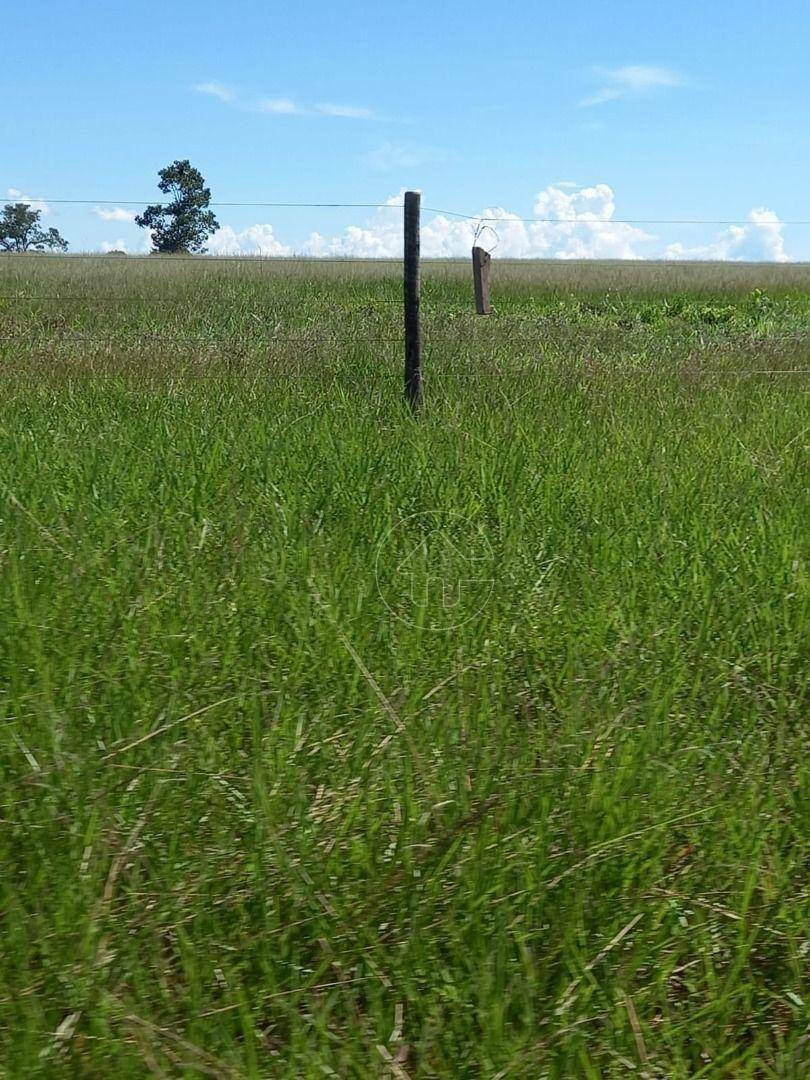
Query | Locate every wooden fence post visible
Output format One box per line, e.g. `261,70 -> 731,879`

472,246 -> 492,315
404,191 -> 422,410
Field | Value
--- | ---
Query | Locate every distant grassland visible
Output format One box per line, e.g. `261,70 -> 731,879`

0,256 -> 808,1077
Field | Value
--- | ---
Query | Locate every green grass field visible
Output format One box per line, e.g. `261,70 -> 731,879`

0,255 -> 808,1077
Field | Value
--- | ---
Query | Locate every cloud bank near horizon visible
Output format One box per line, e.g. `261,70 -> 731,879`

202,184 -> 791,262
6,179 -> 791,262
68,182 -> 790,261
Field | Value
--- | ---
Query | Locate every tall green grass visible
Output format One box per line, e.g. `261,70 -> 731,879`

0,257 -> 808,1077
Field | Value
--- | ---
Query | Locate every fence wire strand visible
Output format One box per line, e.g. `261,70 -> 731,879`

3,196 -> 810,226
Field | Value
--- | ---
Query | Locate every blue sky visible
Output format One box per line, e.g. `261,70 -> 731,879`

3,0 -> 809,258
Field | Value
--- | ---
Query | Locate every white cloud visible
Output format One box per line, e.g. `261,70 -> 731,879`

193,81 -> 236,103
207,224 -> 292,256
581,65 -> 683,107
296,184 -> 654,259
100,239 -> 129,253
6,187 -> 50,214
665,209 -> 789,262
527,183 -> 654,259
91,183 -> 792,262
255,98 -> 300,115
300,192 -> 405,257
93,206 -> 137,222
315,103 -> 375,120
297,186 -> 790,262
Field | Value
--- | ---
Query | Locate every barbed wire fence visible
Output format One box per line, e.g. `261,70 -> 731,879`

1,191 -> 809,404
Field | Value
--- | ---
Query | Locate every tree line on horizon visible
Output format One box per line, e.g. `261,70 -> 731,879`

0,160 -> 219,255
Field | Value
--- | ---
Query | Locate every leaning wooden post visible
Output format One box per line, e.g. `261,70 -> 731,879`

403,191 -> 422,410
472,246 -> 492,315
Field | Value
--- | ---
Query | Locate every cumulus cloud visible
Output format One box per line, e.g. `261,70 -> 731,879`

6,187 -> 50,214
207,224 -> 292,256
92,183 -> 792,262
93,206 -> 137,222
301,194 -> 404,257
581,65 -> 683,107
527,184 -> 654,258
100,239 -> 129,253
665,209 -> 789,262
296,185 -> 654,259
193,82 -> 373,119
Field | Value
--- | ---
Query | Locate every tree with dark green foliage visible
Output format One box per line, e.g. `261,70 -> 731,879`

135,160 -> 219,254
0,203 -> 68,252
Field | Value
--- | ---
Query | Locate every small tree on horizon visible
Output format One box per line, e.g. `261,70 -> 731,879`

135,160 -> 219,254
0,204 -> 68,252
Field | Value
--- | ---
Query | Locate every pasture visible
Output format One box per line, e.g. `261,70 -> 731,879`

0,255 -> 807,1076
